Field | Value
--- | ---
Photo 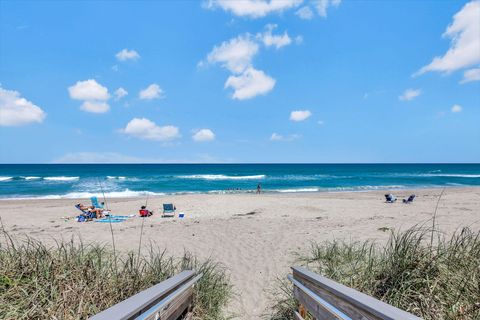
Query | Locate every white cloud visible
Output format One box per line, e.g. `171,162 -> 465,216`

314,0 -> 341,18
416,1 -> 480,75
257,24 -> 292,49
270,133 -> 301,141
290,110 -> 312,121
193,128 -> 216,142
206,0 -> 302,18
116,49 -> 140,61
139,84 -> 165,100
122,118 -> 180,141
68,79 -> 110,101
296,6 -> 314,19
399,88 -> 421,101
460,67 -> 480,83
114,87 -> 128,100
225,67 -> 276,100
80,101 -> 110,113
206,35 -> 259,73
451,104 -> 463,113
0,86 -> 46,126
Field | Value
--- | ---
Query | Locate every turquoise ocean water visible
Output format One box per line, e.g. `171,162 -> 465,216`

0,164 -> 479,199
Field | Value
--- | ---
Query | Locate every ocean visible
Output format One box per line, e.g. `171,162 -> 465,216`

0,164 -> 479,199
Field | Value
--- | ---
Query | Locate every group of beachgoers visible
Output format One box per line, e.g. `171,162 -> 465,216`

75,196 -> 178,222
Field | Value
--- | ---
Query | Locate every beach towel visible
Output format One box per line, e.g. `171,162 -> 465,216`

95,218 -> 125,223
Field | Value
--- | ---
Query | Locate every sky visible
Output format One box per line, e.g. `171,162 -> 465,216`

0,0 -> 479,163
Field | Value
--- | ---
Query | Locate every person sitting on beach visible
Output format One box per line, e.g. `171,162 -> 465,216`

77,203 -> 105,219
139,205 -> 153,217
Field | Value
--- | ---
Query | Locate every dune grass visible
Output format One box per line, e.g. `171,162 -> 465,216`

268,226 -> 480,320
0,232 -> 231,320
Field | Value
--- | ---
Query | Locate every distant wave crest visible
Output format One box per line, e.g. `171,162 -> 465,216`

178,174 -> 266,180
107,176 -> 127,180
0,176 -> 13,182
419,173 -> 480,178
44,176 -> 80,181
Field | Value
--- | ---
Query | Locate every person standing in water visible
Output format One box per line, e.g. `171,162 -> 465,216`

257,183 -> 261,194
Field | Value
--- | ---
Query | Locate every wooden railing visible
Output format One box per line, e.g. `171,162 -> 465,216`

289,266 -> 421,320
90,270 -> 202,320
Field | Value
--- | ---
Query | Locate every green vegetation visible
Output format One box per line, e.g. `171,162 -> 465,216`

0,232 -> 231,320
269,227 -> 480,320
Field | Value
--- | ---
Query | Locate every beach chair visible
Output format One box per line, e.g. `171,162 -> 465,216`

403,194 -> 416,203
75,204 -> 96,221
162,203 -> 176,217
385,194 -> 397,203
90,196 -> 103,208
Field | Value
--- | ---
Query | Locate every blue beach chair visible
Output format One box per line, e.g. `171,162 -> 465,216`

90,196 -> 104,208
75,204 -> 96,221
162,203 -> 176,217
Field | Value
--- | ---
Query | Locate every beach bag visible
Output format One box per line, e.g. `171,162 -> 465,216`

77,215 -> 86,222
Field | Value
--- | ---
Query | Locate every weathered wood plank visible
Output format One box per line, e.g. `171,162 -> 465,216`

292,267 -> 421,320
90,270 -> 195,320
291,275 -> 350,320
135,274 -> 202,320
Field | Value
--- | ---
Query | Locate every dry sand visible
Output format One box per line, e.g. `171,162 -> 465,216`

1,187 -> 479,319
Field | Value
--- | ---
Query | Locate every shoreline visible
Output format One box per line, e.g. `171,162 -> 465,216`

0,184 -> 476,201
1,187 -> 479,319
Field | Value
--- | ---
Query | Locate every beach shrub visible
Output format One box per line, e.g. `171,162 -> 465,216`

0,232 -> 231,320
268,227 -> 480,320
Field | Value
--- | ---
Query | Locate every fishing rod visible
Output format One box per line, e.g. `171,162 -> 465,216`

137,192 -> 149,263
98,178 -> 118,274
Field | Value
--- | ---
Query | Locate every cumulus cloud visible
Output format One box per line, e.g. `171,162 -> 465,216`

270,133 -> 301,141
296,6 -> 314,19
114,87 -> 128,100
80,101 -> 110,113
68,79 -> 110,101
122,118 -> 180,141
451,104 -> 463,113
139,84 -> 165,100
399,88 -> 421,101
0,86 -> 46,126
203,27 -> 301,99
193,128 -> 216,142
460,67 -> 480,83
416,1 -> 480,76
205,0 -> 302,18
314,0 -> 341,17
257,24 -> 292,49
116,49 -> 140,61
68,79 -> 111,113
225,67 -> 276,100
207,35 -> 259,73
290,110 -> 312,121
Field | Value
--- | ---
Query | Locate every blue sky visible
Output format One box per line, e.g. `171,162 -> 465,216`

0,0 -> 479,163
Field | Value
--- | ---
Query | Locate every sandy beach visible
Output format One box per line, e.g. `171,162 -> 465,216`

1,187 -> 479,319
